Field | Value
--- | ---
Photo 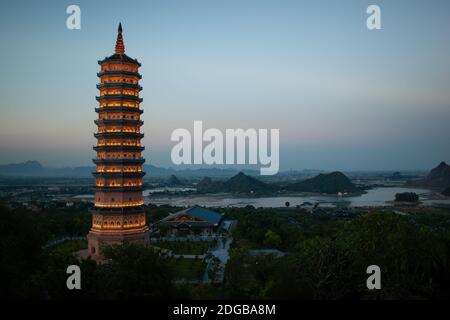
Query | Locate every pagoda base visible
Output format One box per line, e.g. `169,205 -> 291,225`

87,227 -> 150,261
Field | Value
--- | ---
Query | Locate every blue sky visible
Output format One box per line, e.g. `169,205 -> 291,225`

0,0 -> 449,171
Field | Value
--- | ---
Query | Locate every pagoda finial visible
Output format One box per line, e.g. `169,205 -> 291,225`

115,22 -> 125,54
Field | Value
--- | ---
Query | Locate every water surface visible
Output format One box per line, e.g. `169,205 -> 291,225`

145,187 -> 448,208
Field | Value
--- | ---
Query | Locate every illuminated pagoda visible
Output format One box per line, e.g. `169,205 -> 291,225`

87,23 -> 149,259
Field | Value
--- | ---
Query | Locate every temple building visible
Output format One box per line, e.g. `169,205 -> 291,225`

87,23 -> 149,259
156,206 -> 224,235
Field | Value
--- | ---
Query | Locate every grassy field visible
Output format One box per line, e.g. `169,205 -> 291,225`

167,257 -> 206,280
156,240 -> 217,255
49,240 -> 87,255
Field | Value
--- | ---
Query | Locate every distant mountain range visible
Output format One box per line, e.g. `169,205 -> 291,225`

408,161 -> 450,191
197,171 -> 360,195
0,161 -> 93,178
0,160 -> 320,178
1,161 -> 445,196
0,161 -> 261,178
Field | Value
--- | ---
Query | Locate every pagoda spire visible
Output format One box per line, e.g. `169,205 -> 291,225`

115,22 -> 125,54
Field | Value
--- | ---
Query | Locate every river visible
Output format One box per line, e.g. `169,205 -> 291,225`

145,187 -> 450,208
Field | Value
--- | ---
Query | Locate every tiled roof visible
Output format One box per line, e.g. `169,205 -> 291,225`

98,53 -> 141,66
162,206 -> 223,225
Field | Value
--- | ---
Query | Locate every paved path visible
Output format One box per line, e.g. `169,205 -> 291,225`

212,237 -> 233,283
202,220 -> 236,283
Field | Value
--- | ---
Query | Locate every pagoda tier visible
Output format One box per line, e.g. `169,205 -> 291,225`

93,146 -> 145,152
87,23 -> 150,260
97,70 -> 142,79
96,95 -> 143,102
92,158 -> 146,165
92,206 -> 146,214
93,187 -> 143,192
95,106 -> 144,114
94,132 -> 145,139
97,83 -> 142,91
92,172 -> 146,178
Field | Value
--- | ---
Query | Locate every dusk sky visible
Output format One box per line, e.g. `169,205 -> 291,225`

1,0 -> 450,171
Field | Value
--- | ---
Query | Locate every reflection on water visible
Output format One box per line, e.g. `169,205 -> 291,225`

145,187 -> 450,208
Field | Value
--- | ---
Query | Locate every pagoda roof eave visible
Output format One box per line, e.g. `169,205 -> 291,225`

98,53 -> 141,67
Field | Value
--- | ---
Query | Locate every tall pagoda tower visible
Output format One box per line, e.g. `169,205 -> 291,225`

87,23 -> 149,259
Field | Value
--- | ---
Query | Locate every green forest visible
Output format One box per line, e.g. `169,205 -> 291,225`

1,203 -> 449,299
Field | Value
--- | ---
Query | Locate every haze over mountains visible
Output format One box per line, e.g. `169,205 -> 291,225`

3,160 -> 450,196
0,160 -> 362,195
0,160 -> 430,179
0,161 -> 331,178
1,160 -> 448,194
0,160 -> 263,178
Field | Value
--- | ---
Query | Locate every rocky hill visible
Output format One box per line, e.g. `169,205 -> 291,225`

286,171 -> 361,194
197,172 -> 275,194
408,161 -> 450,190
166,174 -> 183,186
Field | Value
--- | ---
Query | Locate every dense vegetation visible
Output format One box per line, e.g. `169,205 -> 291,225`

1,203 -> 449,299
224,209 -> 450,299
395,192 -> 419,203
155,240 -> 216,255
442,187 -> 450,196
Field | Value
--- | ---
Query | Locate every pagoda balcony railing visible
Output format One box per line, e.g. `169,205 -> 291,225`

96,94 -> 143,102
94,119 -> 143,126
97,70 -> 142,79
89,226 -> 150,234
91,205 -> 145,215
93,185 -> 143,192
93,158 -> 145,165
94,132 -> 144,139
97,82 -> 142,91
95,106 -> 143,114
93,145 -> 145,152
92,171 -> 146,177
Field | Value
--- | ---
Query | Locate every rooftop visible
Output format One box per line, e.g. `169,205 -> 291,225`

160,206 -> 223,226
